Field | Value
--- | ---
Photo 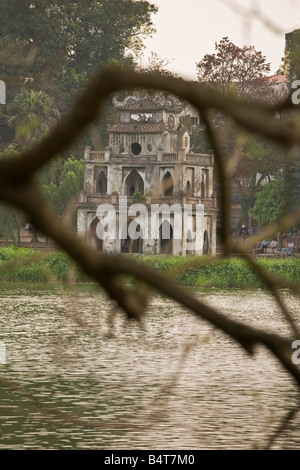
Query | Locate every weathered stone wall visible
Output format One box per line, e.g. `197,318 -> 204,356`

78,94 -> 217,256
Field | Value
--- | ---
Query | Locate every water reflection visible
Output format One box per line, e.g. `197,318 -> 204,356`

0,283 -> 299,449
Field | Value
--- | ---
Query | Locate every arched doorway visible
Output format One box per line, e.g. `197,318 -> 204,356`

186,229 -> 194,255
96,171 -> 107,195
203,230 -> 209,255
163,133 -> 169,152
201,179 -> 205,199
162,171 -> 173,197
89,218 -> 103,251
125,170 -> 144,196
121,221 -> 143,253
159,220 -> 173,254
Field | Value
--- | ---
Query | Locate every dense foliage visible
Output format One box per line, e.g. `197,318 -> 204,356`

285,29 -> 300,82
0,0 -> 157,96
41,156 -> 85,216
196,36 -> 271,98
1,248 -> 299,289
0,0 -> 158,149
253,176 -> 286,226
0,0 -> 158,237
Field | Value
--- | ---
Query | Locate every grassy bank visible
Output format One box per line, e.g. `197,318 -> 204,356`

0,247 -> 300,289
138,255 -> 300,289
0,247 -> 72,282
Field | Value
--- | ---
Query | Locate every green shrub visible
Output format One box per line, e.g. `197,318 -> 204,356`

0,248 -> 300,289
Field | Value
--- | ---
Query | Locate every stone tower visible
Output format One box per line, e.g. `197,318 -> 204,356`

77,93 -> 217,255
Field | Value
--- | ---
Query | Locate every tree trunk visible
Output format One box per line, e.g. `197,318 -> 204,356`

30,227 -> 39,243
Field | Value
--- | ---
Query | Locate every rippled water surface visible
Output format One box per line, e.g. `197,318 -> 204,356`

0,282 -> 300,449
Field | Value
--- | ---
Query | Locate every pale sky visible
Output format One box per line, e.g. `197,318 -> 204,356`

142,0 -> 300,80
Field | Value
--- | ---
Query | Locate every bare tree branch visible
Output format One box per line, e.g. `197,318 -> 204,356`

1,65 -> 300,447
0,67 -> 298,186
264,401 -> 300,449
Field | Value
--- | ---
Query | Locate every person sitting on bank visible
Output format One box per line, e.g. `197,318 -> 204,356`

260,239 -> 269,253
270,238 -> 278,254
287,239 -> 294,256
25,222 -> 33,233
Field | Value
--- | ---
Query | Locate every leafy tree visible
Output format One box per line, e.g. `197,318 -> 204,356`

180,115 -> 211,154
0,155 -> 84,240
234,133 -> 287,218
41,156 -> 84,216
190,127 -> 211,154
0,0 -> 72,96
253,176 -> 286,226
0,0 -> 158,152
285,29 -> 300,82
0,145 -> 26,243
66,0 -> 157,75
0,0 -> 157,95
283,150 -> 300,214
195,37 -> 287,223
196,37 -> 271,99
137,51 -> 176,78
291,163 -> 300,211
7,89 -> 60,146
0,204 -> 24,246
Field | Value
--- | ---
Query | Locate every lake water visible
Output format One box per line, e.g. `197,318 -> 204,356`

0,282 -> 299,450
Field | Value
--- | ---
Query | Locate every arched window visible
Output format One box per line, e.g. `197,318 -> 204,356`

96,172 -> 107,196
203,230 -> 209,255
125,170 -> 144,196
162,171 -> 173,197
187,180 -> 192,197
201,170 -> 209,198
89,218 -> 103,252
201,179 -> 205,199
163,133 -> 169,152
159,220 -> 173,254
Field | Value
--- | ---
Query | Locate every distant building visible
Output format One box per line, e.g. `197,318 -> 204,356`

285,29 -> 300,80
77,94 -> 217,255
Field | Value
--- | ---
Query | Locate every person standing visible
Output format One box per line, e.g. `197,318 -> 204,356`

241,225 -> 248,242
287,239 -> 294,256
281,238 -> 288,256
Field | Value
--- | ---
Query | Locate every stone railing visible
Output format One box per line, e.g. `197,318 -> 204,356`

200,197 -> 217,208
83,193 -> 217,209
86,195 -> 111,204
84,147 -> 214,166
90,151 -> 105,161
162,152 -> 178,162
186,153 -> 213,165
84,146 -> 106,162
150,196 -> 181,205
110,155 -> 157,163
